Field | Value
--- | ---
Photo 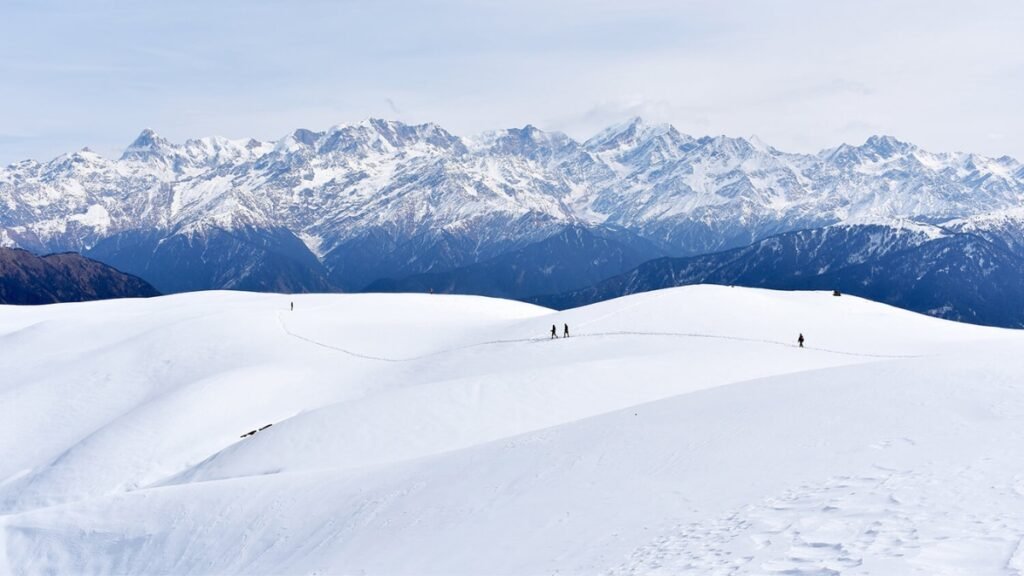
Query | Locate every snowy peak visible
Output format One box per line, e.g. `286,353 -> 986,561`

291,128 -> 323,147
364,118 -> 463,151
5,117 -> 1024,275
127,128 -> 163,148
119,129 -> 270,176
480,125 -> 578,162
584,117 -> 683,153
862,134 -> 913,158
293,119 -> 466,157
182,136 -> 263,166
271,128 -> 320,155
44,147 -> 112,178
582,117 -> 697,172
747,134 -> 775,153
820,135 -> 915,166
693,134 -> 764,160
120,128 -> 175,161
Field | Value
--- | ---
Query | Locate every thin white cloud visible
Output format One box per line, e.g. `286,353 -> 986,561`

1,0 -> 1022,163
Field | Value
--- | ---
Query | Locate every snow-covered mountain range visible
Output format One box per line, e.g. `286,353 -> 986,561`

3,118 -> 1024,298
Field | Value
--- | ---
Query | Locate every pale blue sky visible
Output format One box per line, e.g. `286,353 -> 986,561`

2,0 -> 1023,163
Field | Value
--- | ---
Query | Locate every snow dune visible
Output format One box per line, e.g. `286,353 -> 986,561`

1,286 -> 1023,574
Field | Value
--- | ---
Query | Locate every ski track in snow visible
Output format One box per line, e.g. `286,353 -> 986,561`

277,312 -> 924,362
4,286 -> 1024,575
275,311 -> 543,362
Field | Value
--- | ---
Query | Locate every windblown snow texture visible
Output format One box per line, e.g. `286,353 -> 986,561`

3,287 -> 1024,574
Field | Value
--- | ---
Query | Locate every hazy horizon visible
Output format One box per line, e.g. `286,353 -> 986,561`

3,0 -> 1023,164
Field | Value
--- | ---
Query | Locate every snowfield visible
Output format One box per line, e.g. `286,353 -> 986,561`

2,286 -> 1024,575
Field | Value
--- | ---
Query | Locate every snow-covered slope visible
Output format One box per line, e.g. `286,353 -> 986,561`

3,287 -> 1023,574
3,118 -> 1024,293
946,206 -> 1024,257
536,222 -> 1024,328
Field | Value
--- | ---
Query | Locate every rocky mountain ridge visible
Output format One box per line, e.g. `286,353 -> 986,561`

0,248 -> 159,305
3,118 -> 1023,294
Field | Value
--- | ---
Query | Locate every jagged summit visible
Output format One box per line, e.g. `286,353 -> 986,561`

120,128 -> 172,161
479,124 -> 577,160
290,128 -> 322,147
132,127 -> 161,144
584,116 -> 679,152
747,134 -> 773,152
3,117 -> 1024,295
862,134 -> 914,157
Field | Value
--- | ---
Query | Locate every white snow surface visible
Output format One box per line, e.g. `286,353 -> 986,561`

2,286 -> 1024,575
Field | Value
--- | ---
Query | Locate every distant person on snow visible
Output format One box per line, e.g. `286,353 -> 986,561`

551,324 -> 558,339
798,333 -> 805,348
563,323 -> 570,338
290,301 -> 294,312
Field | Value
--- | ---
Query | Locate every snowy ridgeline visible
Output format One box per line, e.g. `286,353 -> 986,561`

8,118 -> 1024,305
2,286 -> 1024,574
5,118 -> 1024,290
